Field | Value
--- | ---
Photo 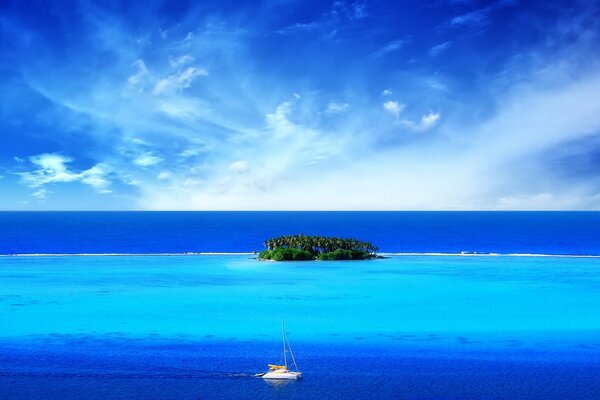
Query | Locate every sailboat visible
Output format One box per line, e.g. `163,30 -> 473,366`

261,321 -> 302,380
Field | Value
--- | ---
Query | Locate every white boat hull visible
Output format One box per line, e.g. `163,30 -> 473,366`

262,371 -> 302,380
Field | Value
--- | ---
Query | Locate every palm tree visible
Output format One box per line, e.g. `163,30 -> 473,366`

262,234 -> 378,257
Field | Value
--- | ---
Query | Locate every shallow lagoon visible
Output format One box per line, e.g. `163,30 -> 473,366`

1,255 -> 600,399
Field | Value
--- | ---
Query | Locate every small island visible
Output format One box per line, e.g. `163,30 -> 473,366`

258,234 -> 379,261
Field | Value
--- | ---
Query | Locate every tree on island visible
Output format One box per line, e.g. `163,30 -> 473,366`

258,234 -> 379,261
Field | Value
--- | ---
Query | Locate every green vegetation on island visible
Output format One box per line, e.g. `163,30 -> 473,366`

258,234 -> 379,261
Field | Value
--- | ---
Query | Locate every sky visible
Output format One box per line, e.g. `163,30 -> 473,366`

1,0 -> 600,210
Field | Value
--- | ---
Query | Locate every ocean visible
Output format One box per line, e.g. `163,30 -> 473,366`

1,212 -> 600,399
1,211 -> 600,255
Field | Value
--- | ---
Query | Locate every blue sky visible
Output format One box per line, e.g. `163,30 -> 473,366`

1,0 -> 599,210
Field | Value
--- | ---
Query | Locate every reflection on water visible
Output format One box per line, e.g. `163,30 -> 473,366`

262,378 -> 295,388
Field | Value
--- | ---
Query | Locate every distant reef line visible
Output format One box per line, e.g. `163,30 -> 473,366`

1,252 -> 600,258
0,252 -> 255,257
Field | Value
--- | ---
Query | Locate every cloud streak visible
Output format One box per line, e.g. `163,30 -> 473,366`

153,67 -> 208,95
372,40 -> 406,58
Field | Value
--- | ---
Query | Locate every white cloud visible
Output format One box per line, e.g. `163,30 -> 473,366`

266,102 -> 296,137
169,54 -> 194,68
32,189 -> 47,200
277,22 -> 322,35
20,154 -> 80,186
372,40 -> 406,57
181,177 -> 203,188
153,67 -> 208,95
157,171 -> 172,180
401,111 -> 441,131
137,100 -> 347,209
133,153 -> 163,167
429,42 -> 451,56
130,137 -> 150,146
423,76 -> 448,91
382,89 -> 393,96
229,160 -> 249,173
325,101 -> 349,114
80,164 -> 112,193
128,59 -> 148,86
419,112 -> 441,130
351,1 -> 368,19
179,148 -> 202,158
276,1 -> 366,37
451,8 -> 491,27
18,153 -> 113,194
450,1 -> 517,29
383,100 -> 405,119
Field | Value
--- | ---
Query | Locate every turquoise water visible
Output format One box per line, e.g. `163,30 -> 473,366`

2,255 -> 600,345
2,255 -> 600,399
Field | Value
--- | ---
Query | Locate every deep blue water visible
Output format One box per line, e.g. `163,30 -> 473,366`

1,211 -> 600,254
2,339 -> 599,400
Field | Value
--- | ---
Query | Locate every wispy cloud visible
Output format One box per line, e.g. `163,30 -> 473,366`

229,160 -> 249,173
372,40 -> 406,58
157,171 -> 172,180
400,112 -> 441,131
350,1 -> 368,20
169,54 -> 194,68
429,42 -> 451,56
450,0 -> 518,29
276,21 -> 322,35
451,8 -> 492,27
153,67 -> 208,95
422,76 -> 449,91
277,1 -> 368,38
133,153 -> 163,167
18,154 -> 113,196
127,59 -> 149,87
325,101 -> 350,114
32,188 -> 48,200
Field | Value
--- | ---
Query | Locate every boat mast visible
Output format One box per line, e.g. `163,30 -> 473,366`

287,336 -> 299,372
282,320 -> 287,367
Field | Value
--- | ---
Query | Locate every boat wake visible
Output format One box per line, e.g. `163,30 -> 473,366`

0,368 -> 261,380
